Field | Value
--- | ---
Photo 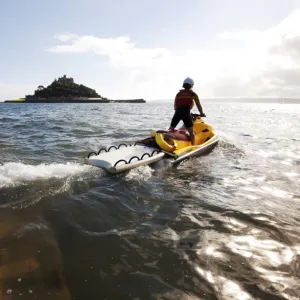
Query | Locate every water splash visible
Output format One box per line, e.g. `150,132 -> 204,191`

124,165 -> 154,182
0,161 -> 91,188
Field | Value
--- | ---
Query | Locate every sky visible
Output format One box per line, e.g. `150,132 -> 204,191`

1,0 -> 300,101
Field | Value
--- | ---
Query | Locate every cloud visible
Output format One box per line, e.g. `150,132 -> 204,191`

54,33 -> 79,42
47,10 -> 300,99
48,34 -> 171,69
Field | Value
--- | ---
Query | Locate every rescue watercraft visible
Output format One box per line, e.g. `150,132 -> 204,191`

85,114 -> 219,174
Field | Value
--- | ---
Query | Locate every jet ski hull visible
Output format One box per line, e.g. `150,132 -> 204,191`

171,135 -> 219,165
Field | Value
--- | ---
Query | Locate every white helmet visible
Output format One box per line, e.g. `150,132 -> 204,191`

183,77 -> 194,87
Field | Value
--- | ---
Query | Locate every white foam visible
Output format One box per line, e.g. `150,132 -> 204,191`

124,165 -> 154,182
0,161 -> 91,188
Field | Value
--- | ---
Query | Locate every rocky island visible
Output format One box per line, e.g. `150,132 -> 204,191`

4,75 -> 146,103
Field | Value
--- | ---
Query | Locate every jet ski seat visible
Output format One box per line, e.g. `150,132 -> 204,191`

156,129 -> 190,141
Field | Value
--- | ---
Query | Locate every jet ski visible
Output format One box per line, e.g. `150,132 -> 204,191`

85,114 -> 219,174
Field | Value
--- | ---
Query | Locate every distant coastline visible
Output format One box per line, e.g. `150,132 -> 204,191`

151,98 -> 300,104
201,98 -> 300,104
2,73 -> 299,104
3,75 -> 146,104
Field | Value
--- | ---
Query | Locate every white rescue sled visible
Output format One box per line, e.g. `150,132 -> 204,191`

85,144 -> 165,174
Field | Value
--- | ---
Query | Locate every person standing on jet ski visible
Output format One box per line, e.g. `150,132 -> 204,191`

168,77 -> 206,145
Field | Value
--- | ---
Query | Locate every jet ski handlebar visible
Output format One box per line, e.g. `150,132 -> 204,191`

191,113 -> 206,119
